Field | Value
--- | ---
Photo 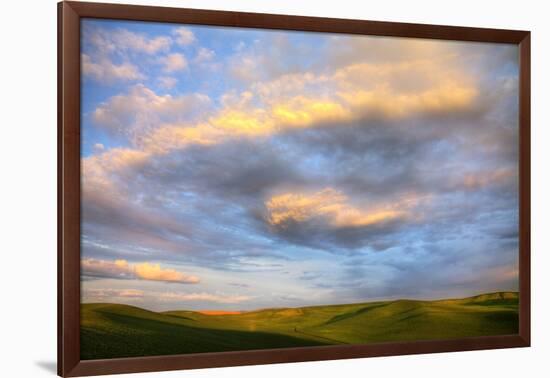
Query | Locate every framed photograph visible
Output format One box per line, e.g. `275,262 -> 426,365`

58,1 -> 530,376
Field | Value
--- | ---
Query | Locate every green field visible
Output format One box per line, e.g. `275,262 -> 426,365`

81,291 -> 519,360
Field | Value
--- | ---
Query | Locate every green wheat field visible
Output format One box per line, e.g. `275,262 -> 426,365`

81,291 -> 519,360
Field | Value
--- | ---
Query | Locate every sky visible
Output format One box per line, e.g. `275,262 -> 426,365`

80,18 -> 519,311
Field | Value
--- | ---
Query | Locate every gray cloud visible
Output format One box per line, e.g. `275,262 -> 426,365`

83,79 -> 519,260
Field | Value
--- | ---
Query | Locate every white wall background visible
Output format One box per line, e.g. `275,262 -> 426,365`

1,0 -> 548,376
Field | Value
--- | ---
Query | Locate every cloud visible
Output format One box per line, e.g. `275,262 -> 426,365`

160,53 -> 188,72
82,147 -> 149,196
117,58 -> 477,157
228,282 -> 250,288
80,141 -> 301,272
227,33 -> 317,84
81,258 -> 134,280
92,84 -> 210,142
81,23 -> 520,307
195,47 -> 216,63
266,188 -> 410,228
81,288 -> 252,307
134,262 -> 200,283
93,143 -> 105,153
86,32 -> 483,158
461,168 -> 516,191
260,187 -> 433,251
86,27 -> 171,55
111,29 -> 171,54
82,40 -> 515,255
334,240 -> 519,302
173,27 -> 195,46
230,55 -> 263,82
82,258 -> 200,284
326,34 -> 466,69
299,271 -> 322,281
157,76 -> 178,89
83,288 -> 145,300
81,26 -> 171,84
82,54 -> 144,82
159,292 -> 251,304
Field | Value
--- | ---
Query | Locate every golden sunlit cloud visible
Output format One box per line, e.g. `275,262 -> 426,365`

134,262 -> 200,283
338,83 -> 477,119
265,188 -> 410,228
84,52 -> 479,191
271,97 -> 352,128
81,258 -> 200,284
137,60 -> 476,152
210,109 -> 273,136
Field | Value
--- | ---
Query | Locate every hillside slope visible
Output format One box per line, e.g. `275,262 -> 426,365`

81,303 -> 325,359
81,292 -> 519,359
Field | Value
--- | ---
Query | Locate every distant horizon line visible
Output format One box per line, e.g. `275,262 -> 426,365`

82,290 -> 519,314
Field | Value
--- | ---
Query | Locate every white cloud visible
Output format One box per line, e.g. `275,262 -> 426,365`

87,27 -> 171,55
158,76 -> 178,89
92,84 -> 210,142
172,27 -> 196,46
160,53 -> 188,72
82,27 -> 171,84
195,47 -> 216,63
82,53 -> 145,83
93,143 -> 105,153
230,55 -> 262,82
111,29 -> 171,54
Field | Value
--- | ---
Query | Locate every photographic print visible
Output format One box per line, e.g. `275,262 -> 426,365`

79,18 -> 520,360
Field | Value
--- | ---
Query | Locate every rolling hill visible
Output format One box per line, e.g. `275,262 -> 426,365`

81,291 -> 519,360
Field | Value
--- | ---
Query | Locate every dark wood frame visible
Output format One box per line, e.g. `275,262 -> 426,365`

58,1 -> 531,376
